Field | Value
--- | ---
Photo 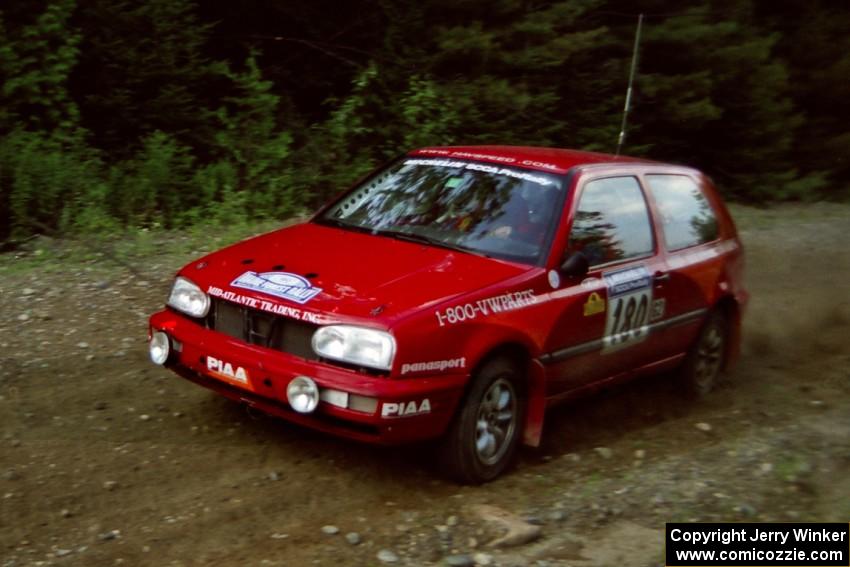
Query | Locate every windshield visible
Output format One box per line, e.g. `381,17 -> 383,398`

316,157 -> 566,265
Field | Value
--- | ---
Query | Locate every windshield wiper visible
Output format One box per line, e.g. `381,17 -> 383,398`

372,228 -> 490,258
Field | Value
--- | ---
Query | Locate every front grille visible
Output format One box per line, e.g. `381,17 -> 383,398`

207,298 -> 317,360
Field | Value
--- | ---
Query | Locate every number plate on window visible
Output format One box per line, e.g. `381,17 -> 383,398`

602,265 -> 653,353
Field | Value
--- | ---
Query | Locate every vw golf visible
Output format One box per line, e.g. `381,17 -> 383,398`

148,145 -> 748,483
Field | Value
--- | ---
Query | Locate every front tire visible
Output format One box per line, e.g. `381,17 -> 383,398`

440,357 -> 525,484
680,310 -> 728,397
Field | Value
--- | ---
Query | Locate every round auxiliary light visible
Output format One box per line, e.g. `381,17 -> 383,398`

287,376 -> 319,414
149,331 -> 170,365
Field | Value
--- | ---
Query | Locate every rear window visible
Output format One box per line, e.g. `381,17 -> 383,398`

645,174 -> 718,251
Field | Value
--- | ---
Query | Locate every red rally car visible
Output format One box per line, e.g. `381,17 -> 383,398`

148,146 -> 748,483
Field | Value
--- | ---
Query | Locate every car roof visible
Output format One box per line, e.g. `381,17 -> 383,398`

409,145 -> 653,175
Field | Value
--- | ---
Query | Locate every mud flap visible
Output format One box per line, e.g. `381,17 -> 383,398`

522,359 -> 546,447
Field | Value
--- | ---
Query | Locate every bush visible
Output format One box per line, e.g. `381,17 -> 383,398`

109,131 -> 195,228
0,129 -> 111,238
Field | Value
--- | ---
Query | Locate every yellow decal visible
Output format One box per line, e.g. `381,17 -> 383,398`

583,292 -> 606,316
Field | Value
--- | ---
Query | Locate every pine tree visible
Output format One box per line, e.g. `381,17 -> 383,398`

626,3 -> 801,199
70,0 -> 214,155
760,0 -> 850,197
0,0 -> 81,132
209,53 -> 296,217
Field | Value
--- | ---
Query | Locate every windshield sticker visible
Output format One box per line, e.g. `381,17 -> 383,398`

231,271 -> 322,304
403,158 -> 555,187
434,289 -> 537,327
414,148 -> 563,172
401,357 -> 466,375
208,286 -> 324,324
602,266 -> 652,353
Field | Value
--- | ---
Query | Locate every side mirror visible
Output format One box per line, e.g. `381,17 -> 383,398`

560,251 -> 589,279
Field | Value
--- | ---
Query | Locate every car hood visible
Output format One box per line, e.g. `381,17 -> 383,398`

183,222 -> 532,324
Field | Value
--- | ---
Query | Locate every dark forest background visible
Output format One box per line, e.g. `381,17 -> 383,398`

1,0 -> 848,241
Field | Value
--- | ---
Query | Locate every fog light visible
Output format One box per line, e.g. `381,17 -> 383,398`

287,376 -> 319,413
149,331 -> 170,365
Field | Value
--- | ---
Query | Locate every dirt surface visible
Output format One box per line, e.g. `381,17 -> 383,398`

1,204 -> 849,567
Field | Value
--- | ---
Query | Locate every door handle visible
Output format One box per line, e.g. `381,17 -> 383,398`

653,271 -> 670,283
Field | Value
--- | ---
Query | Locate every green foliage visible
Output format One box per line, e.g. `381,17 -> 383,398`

1,0 -> 849,243
422,0 -> 620,149
398,76 -> 460,149
0,129 -> 111,237
212,54 -> 297,217
110,131 -> 195,227
190,161 -> 243,227
763,0 -> 850,198
71,0 -> 214,154
293,63 -> 386,206
0,0 -> 80,132
632,6 -> 801,200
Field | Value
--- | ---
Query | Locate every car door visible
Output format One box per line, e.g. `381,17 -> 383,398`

543,174 -> 671,395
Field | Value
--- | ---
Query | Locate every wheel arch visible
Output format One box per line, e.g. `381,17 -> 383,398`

467,340 -> 546,448
470,342 -> 531,377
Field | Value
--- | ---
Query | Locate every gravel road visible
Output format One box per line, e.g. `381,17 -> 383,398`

1,204 -> 848,567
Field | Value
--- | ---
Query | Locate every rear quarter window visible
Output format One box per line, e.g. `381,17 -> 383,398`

645,174 -> 719,251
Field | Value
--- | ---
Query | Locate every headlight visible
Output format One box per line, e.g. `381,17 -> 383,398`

167,276 -> 210,318
312,325 -> 396,371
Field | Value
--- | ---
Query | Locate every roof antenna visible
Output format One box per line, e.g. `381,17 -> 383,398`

616,13 -> 644,156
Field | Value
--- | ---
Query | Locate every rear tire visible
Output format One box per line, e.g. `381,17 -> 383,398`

440,357 -> 525,484
680,310 -> 728,398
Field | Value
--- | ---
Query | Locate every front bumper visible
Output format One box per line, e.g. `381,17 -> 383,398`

149,310 -> 467,444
